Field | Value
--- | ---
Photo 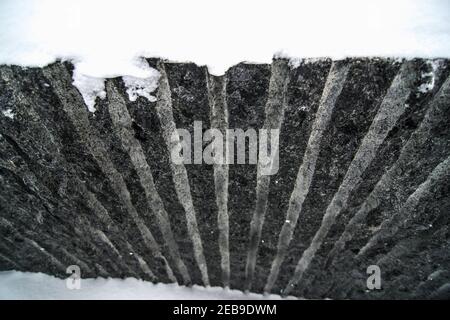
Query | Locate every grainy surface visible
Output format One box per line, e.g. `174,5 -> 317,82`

0,58 -> 448,299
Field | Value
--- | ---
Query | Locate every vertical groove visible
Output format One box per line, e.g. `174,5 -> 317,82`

245,59 -> 290,291
155,61 -> 210,286
283,61 -> 417,295
264,61 -> 350,293
0,217 -> 66,272
375,239 -> 418,268
206,72 -> 230,287
94,263 -> 109,277
0,253 -> 21,269
85,221 -> 138,277
133,252 -> 156,279
81,184 -> 156,279
0,59 -> 448,299
326,74 -> 450,266
357,155 -> 450,257
0,66 -> 146,279
41,65 -> 176,282
431,283 -> 450,299
0,242 -> 23,270
3,204 -> 107,277
59,248 -> 93,275
106,79 -> 191,284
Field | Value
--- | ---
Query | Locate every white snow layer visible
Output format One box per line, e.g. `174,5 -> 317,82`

72,71 -> 106,113
71,58 -> 160,112
0,0 -> 449,76
123,72 -> 160,103
0,271 -> 294,300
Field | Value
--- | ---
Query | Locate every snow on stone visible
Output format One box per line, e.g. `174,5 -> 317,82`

0,271 -> 295,300
2,108 -> 15,119
72,70 -> 106,113
72,57 -> 160,111
122,69 -> 160,103
275,51 -> 328,69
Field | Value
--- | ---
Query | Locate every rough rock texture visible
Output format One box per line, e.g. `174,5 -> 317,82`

0,58 -> 449,299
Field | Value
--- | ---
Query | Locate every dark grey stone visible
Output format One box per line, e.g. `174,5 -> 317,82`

252,59 -> 332,293
165,62 -> 221,287
275,58 -> 401,295
1,58 -> 449,299
225,63 -> 271,290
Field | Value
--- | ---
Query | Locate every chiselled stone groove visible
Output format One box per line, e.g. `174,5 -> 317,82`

78,216 -> 137,277
326,73 -> 450,267
0,69 -> 126,277
264,61 -> 351,293
59,247 -> 93,276
4,129 -> 155,279
414,270 -> 450,299
41,64 -> 176,282
0,237 -> 22,265
283,61 -> 417,295
105,79 -> 191,284
0,241 -> 22,270
80,181 -> 157,279
301,61 -> 449,299
93,224 -> 122,259
1,58 -> 449,299
0,218 -> 66,272
0,66 -> 162,280
357,156 -> 450,258
245,59 -> 291,291
0,177 -> 101,276
155,62 -> 210,286
207,72 -> 230,288
0,141 -> 113,277
431,283 -> 450,299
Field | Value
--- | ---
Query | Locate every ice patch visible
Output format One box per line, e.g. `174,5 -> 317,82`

72,71 -> 106,113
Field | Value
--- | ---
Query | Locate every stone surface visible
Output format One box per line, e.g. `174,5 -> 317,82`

0,58 -> 449,299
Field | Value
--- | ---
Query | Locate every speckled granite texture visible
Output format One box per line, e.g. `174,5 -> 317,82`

0,58 -> 449,299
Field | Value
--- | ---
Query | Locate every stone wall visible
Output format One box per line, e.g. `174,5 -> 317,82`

0,58 -> 449,299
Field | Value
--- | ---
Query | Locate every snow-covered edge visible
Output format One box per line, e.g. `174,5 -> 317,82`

2,53 -> 448,113
71,57 -> 160,113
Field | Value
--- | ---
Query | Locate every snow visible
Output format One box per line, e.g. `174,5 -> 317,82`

0,0 -> 449,76
123,73 -> 160,103
0,271 -> 294,300
2,108 -> 15,119
72,71 -> 106,113
121,57 -> 160,103
71,58 -> 159,112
